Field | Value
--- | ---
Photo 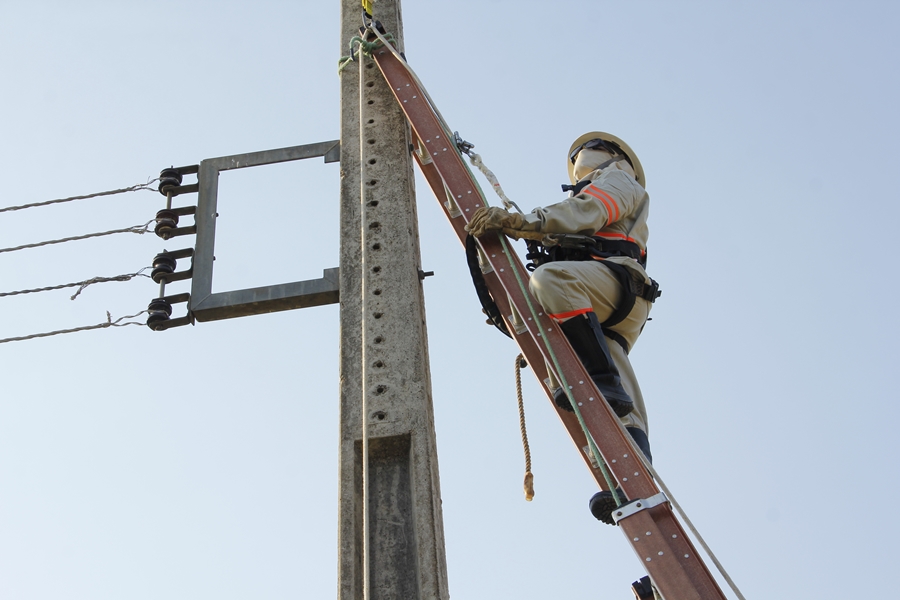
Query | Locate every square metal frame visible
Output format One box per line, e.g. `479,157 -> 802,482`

189,140 -> 341,322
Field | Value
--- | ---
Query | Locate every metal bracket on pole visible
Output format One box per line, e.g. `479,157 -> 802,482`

186,140 -> 342,323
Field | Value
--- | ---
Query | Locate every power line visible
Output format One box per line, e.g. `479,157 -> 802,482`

0,220 -> 154,254
0,268 -> 151,300
0,180 -> 159,214
0,311 -> 148,344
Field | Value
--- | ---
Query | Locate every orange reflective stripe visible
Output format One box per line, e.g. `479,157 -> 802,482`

583,185 -> 619,223
548,307 -> 593,322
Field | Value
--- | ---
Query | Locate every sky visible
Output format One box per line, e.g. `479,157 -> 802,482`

1,1 -> 898,599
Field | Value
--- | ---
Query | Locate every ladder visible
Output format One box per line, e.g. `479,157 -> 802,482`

366,34 -> 729,600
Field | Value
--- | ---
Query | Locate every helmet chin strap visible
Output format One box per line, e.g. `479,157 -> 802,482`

562,155 -> 627,192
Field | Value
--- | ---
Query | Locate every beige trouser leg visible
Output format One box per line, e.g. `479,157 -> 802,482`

529,260 -> 652,434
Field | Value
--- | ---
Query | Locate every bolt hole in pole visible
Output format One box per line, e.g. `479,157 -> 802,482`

372,411 -> 386,421
374,336 -> 384,344
367,200 -> 379,207
372,243 -> 381,250
373,289 -> 382,296
372,266 -> 381,273
374,385 -> 387,395
373,312 -> 383,319
373,360 -> 384,368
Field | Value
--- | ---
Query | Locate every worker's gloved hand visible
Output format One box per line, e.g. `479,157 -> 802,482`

464,206 -> 524,238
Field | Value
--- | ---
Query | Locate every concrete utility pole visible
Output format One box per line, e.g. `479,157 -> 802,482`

338,1 -> 450,599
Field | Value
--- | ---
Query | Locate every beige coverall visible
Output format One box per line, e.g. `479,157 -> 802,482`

520,162 -> 654,434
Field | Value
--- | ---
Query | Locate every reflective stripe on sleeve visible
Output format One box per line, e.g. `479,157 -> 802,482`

583,185 -> 620,224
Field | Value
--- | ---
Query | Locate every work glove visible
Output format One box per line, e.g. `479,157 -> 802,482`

464,206 -> 524,238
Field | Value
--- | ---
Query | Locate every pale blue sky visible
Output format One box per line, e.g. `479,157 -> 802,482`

1,2 -> 897,598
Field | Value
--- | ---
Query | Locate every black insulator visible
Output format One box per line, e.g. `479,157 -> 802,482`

151,254 -> 177,283
148,297 -> 173,316
146,297 -> 173,330
158,168 -> 183,196
154,209 -> 179,239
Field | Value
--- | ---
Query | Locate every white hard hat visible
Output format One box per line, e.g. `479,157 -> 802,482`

567,131 -> 645,187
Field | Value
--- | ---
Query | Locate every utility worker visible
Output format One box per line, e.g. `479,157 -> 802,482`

465,132 -> 660,525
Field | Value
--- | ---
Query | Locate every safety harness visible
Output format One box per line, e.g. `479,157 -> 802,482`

522,233 -> 661,352
466,228 -> 661,352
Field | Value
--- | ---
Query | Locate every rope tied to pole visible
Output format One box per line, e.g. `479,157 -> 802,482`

338,33 -> 396,75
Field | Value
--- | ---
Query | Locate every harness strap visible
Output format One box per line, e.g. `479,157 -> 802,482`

465,235 -> 512,338
601,326 -> 631,354
598,261 -> 661,354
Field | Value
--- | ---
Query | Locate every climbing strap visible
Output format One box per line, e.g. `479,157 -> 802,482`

466,235 -> 512,338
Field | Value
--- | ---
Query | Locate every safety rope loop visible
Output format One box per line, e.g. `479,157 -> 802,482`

0,179 -> 159,214
0,310 -> 148,344
0,220 -> 154,254
515,354 -> 534,501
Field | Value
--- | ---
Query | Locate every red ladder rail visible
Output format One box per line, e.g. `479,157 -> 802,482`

368,41 -> 728,600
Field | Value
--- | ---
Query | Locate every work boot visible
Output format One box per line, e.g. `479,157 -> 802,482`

553,312 -> 633,417
589,427 -> 652,526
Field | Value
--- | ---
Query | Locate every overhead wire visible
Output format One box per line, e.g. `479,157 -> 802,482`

0,179 -> 159,213
0,220 -> 154,254
0,267 -> 151,300
0,310 -> 148,344
0,179 -> 164,342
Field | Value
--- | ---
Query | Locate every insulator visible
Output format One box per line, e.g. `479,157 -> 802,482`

154,209 -> 179,239
158,168 -> 183,196
151,254 -> 177,283
146,297 -> 173,330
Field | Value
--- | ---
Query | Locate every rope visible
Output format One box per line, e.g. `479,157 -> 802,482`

0,220 -> 154,254
467,153 -> 524,215
0,268 -> 151,300
0,310 -> 148,344
515,354 -> 534,501
338,33 -> 396,75
0,180 -> 158,213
